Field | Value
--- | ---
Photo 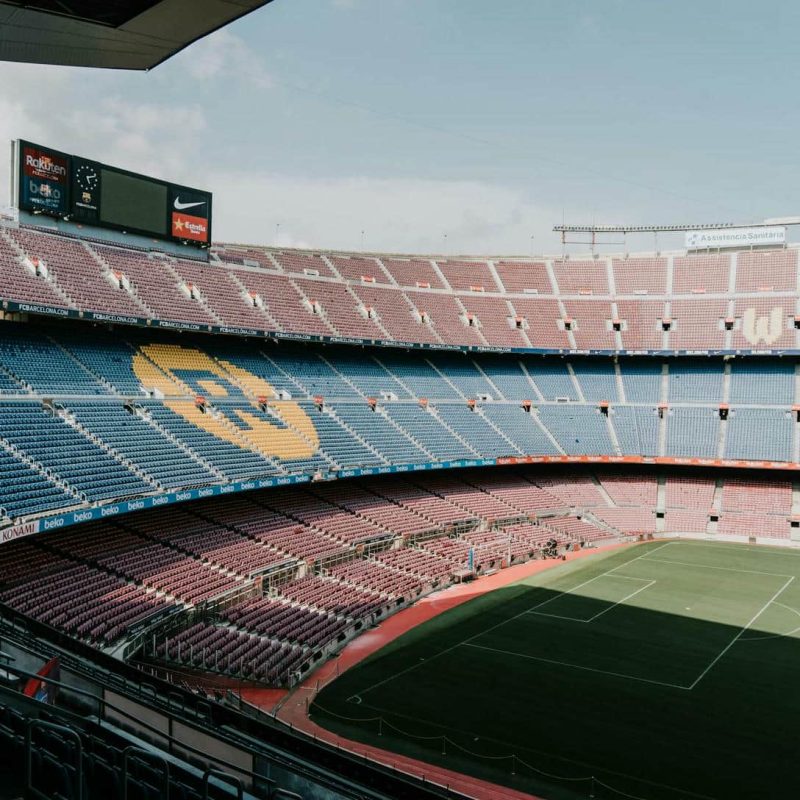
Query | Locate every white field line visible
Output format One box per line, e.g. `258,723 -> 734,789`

668,541 -> 800,558
528,576 -> 655,623
463,642 -> 691,690
355,542 -> 673,699
687,575 -> 795,690
469,574 -> 794,693
585,580 -> 657,623
739,601 -> 800,642
640,557 -> 795,579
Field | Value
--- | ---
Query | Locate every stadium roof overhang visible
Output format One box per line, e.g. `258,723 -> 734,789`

0,0 -> 273,70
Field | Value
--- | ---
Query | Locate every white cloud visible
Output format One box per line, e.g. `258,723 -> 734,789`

170,29 -> 273,90
0,49 -> 619,257
208,171 -> 575,255
0,60 -> 210,209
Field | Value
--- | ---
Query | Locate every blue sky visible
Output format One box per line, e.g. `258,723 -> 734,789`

0,0 -> 797,254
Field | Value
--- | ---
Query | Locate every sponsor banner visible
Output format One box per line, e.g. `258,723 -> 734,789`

155,319 -> 208,332
219,326 -> 262,338
1,519 -> 41,543
170,186 -> 211,244
686,226 -> 786,250
16,302 -> 73,318
20,144 -> 69,215
7,452 -> 800,546
172,211 -> 209,243
6,298 -> 800,360
1,473 -> 317,543
328,336 -> 365,345
88,311 -> 144,326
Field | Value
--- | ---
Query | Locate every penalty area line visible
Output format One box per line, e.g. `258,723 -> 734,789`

687,575 -> 795,690
584,579 -> 657,623
355,542 -> 671,699
462,642 -> 692,690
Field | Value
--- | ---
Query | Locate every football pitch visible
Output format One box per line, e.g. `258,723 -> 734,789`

312,541 -> 800,799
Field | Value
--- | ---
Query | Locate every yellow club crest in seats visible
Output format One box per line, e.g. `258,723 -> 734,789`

132,344 -> 319,460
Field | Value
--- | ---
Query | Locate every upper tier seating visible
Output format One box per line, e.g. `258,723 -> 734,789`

7,229 -> 146,317
672,254 -> 730,293
553,260 -> 609,294
435,259 -> 501,292
328,254 -> 386,283
494,260 -> 552,294
0,229 -> 71,307
94,244 -> 220,325
3,226 -> 800,353
612,257 -> 667,295
350,283 -> 441,344
736,249 -> 797,292
380,257 -> 445,288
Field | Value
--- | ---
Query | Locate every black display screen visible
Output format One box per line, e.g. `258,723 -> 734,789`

99,168 -> 167,235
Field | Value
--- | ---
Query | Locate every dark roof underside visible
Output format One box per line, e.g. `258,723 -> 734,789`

0,0 -> 273,70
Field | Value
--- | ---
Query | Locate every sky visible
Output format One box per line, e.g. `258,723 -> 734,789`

1,0 -> 798,255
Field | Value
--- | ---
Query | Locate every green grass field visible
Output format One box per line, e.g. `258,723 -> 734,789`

312,541 -> 800,800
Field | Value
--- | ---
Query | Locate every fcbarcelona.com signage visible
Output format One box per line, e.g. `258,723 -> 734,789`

686,226 -> 786,250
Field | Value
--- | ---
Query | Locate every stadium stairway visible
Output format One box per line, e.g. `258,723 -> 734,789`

135,403 -> 228,481
425,404 -> 482,457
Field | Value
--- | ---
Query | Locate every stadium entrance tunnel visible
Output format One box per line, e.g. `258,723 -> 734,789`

312,540 -> 800,800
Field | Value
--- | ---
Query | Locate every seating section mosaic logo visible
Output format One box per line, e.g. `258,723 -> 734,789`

131,344 -> 319,461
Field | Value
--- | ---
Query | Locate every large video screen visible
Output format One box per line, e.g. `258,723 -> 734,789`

100,168 -> 168,235
16,140 -> 212,247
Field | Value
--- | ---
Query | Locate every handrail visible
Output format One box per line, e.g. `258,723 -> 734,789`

26,718 -> 84,800
123,746 -> 170,800
0,665 -> 274,797
0,625 -> 473,800
203,768 -> 244,800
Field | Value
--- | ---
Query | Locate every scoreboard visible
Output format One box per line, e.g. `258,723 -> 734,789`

16,140 -> 212,248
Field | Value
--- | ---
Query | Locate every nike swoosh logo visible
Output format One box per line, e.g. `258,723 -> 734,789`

174,198 -> 206,211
